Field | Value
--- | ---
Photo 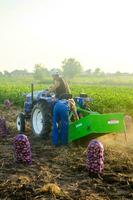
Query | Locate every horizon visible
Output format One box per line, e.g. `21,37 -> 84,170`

0,0 -> 133,73
1,66 -> 133,74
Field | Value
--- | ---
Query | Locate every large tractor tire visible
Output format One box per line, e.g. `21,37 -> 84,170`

31,102 -> 52,138
16,112 -> 25,132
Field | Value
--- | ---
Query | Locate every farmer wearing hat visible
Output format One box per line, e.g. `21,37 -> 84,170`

49,68 -> 71,98
49,69 -> 78,146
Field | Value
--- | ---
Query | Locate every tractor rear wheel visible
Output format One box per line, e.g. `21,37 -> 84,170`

31,102 -> 52,138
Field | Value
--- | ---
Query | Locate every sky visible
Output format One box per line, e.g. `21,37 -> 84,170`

0,0 -> 133,73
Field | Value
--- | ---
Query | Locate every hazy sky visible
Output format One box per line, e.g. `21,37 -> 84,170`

0,0 -> 133,73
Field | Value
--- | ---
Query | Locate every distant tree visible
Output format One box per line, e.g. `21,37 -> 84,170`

33,64 -> 49,81
62,58 -> 83,78
84,69 -> 92,76
4,70 -> 10,77
93,68 -> 101,76
93,67 -> 105,76
0,72 -> 3,76
10,69 -> 29,76
100,71 -> 105,76
115,71 -> 122,76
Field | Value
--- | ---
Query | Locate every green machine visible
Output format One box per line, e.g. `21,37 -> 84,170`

68,96 -> 126,142
16,88 -> 126,141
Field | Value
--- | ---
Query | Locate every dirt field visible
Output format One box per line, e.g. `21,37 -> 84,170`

0,106 -> 133,200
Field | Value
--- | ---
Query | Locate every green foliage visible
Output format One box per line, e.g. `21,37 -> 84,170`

33,64 -> 49,82
62,58 -> 83,78
0,76 -> 49,106
71,75 -> 133,86
71,85 -> 133,117
93,68 -> 105,76
0,76 -> 133,117
10,69 -> 29,76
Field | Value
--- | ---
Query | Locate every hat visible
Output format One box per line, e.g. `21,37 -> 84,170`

51,68 -> 59,76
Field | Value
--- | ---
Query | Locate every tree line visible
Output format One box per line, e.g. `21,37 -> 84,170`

0,58 -> 133,81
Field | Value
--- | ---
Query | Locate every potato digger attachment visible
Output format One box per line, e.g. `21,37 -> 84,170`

16,85 -> 126,142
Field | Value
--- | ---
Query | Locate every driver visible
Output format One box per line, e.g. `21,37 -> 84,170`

49,69 -> 71,98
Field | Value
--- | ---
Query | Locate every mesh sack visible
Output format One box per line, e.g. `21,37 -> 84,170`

86,140 -> 104,174
0,117 -> 8,138
13,133 -> 32,165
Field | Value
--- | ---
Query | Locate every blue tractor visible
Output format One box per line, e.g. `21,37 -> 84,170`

16,84 -> 92,138
16,84 -> 126,141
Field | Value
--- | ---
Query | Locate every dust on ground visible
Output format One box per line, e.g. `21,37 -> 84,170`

0,106 -> 133,200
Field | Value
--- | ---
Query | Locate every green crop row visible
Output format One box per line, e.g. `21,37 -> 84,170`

0,82 -> 133,117
70,85 -> 133,116
0,84 -> 48,106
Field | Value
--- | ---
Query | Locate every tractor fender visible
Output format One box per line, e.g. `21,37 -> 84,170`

37,99 -> 48,105
37,98 -> 54,112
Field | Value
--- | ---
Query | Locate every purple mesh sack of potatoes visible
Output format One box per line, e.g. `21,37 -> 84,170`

13,133 -> 32,165
0,117 -> 8,137
4,99 -> 12,108
86,140 -> 104,174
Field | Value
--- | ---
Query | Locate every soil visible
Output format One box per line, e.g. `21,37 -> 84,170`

0,106 -> 133,200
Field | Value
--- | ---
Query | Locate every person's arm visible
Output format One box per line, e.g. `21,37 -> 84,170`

65,81 -> 71,93
69,99 -> 79,120
49,80 -> 60,92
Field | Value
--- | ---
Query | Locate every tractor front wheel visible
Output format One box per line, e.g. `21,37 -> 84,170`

16,112 -> 25,132
31,102 -> 52,138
